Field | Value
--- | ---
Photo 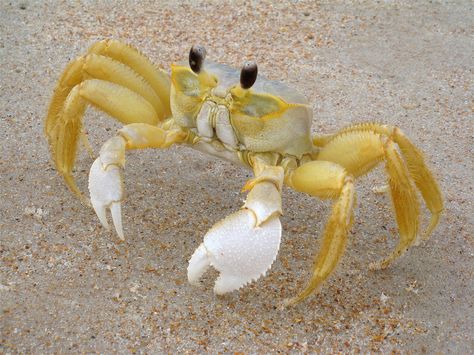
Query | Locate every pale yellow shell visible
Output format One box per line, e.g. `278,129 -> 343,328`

171,61 -> 313,158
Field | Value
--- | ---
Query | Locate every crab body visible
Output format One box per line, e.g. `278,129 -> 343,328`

45,40 -> 443,305
171,60 -> 313,160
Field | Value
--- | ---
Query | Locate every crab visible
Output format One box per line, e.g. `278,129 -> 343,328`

45,40 -> 443,305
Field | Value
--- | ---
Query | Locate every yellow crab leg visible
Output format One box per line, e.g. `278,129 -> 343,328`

45,40 -> 173,199
46,41 -> 170,138
48,79 -> 158,198
285,161 -> 355,305
82,54 -> 166,118
45,57 -> 84,137
88,39 -> 171,117
314,123 -> 443,240
371,138 -> 420,269
316,130 -> 420,270
390,128 -> 443,241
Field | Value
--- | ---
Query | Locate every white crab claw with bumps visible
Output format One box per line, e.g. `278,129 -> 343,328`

88,136 -> 126,240
188,181 -> 282,294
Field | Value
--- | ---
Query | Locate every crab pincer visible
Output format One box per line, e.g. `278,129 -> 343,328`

188,181 -> 282,294
88,136 -> 126,240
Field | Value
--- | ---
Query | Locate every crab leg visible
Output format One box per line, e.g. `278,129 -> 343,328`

88,39 -> 171,116
372,138 -> 420,268
89,123 -> 187,239
188,160 -> 284,294
285,161 -> 355,305
45,40 -> 171,199
82,54 -> 166,117
314,123 -> 443,241
316,130 -> 421,269
49,79 -> 160,198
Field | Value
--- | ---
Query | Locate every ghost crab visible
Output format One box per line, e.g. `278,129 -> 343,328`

45,40 -> 443,305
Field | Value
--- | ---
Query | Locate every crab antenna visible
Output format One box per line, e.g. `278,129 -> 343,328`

240,61 -> 258,89
189,45 -> 206,73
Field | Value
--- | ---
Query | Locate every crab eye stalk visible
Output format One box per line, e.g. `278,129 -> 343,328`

240,61 -> 258,89
189,45 -> 206,73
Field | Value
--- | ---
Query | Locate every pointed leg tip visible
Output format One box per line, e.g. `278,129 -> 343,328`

282,298 -> 297,308
422,213 -> 441,242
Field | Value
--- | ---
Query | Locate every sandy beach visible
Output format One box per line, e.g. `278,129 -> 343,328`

1,0 -> 473,352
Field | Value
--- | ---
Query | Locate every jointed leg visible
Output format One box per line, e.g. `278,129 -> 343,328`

48,79 -> 160,198
89,123 -> 187,239
314,123 -> 443,240
88,39 -> 171,116
316,130 -> 420,269
371,138 -> 420,269
285,161 -> 355,305
47,39 -> 170,133
389,128 -> 442,241
45,40 -> 171,198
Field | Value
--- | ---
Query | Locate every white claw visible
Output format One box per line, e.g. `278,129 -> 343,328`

89,158 -> 124,239
92,199 -> 109,230
188,244 -> 211,285
110,202 -> 124,240
188,207 -> 282,295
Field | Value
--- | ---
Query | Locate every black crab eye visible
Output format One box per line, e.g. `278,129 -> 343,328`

189,45 -> 206,73
240,61 -> 258,89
